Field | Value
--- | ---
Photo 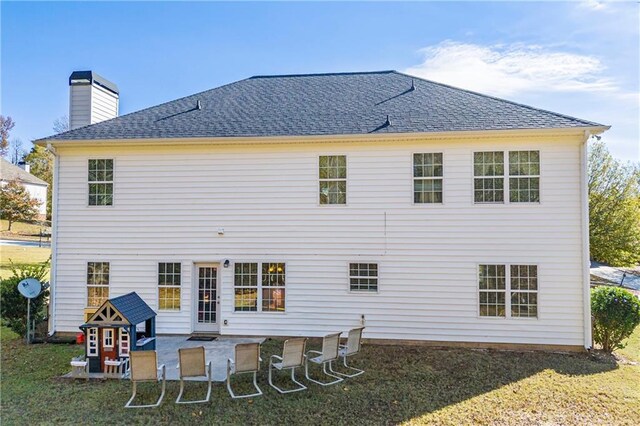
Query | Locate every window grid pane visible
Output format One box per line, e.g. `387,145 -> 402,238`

510,265 -> 538,318
88,159 -> 114,206
158,262 -> 181,311
319,156 -> 347,205
87,262 -> 109,307
509,151 -> 540,203
479,264 -> 506,317
349,263 -> 378,292
234,263 -> 258,311
474,152 -> 505,203
262,288 -> 285,312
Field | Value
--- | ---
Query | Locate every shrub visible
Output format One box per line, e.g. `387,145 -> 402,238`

0,260 -> 50,336
591,286 -> 640,352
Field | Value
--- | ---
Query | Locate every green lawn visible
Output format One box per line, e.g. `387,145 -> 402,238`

0,245 -> 51,280
0,219 -> 50,241
1,325 -> 638,425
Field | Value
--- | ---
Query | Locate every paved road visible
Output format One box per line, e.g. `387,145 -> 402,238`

0,239 -> 51,248
591,261 -> 640,291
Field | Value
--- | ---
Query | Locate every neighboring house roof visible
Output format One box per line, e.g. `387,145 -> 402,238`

109,292 -> 157,325
0,158 -> 48,186
38,70 -> 606,142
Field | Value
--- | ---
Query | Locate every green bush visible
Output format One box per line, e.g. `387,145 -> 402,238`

591,286 -> 640,352
0,260 -> 50,336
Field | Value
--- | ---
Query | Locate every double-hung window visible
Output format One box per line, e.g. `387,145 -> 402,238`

234,262 -> 286,312
413,153 -> 443,203
319,155 -> 347,204
473,152 -> 505,203
87,262 -> 109,307
349,263 -> 379,292
87,328 -> 98,356
509,151 -> 540,202
479,264 -> 538,318
474,151 -> 540,203
88,159 -> 114,206
158,262 -> 181,311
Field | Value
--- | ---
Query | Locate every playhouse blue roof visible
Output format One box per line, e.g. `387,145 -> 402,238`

109,292 -> 156,325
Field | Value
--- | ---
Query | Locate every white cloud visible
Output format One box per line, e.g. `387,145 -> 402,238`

404,41 -> 617,97
579,1 -> 609,12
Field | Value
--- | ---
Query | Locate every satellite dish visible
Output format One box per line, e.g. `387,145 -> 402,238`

17,278 -> 42,299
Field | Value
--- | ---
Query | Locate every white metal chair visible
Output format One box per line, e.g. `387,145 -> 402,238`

335,327 -> 365,377
305,332 -> 344,386
268,338 -> 308,394
227,342 -> 263,399
125,350 -> 166,408
176,346 -> 213,404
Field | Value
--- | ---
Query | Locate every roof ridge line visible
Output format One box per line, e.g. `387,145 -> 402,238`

393,71 -> 603,127
249,70 -> 395,79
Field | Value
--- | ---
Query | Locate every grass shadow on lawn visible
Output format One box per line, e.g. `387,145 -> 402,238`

1,327 -> 635,425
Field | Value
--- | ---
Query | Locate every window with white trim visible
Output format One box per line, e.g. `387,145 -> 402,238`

509,151 -> 540,203
234,263 -> 258,312
413,153 -> 443,203
479,264 -> 538,318
119,329 -> 130,357
88,159 -> 113,206
234,262 -> 285,312
103,329 -> 114,348
349,263 -> 379,292
87,262 -> 109,307
87,327 -> 98,356
319,155 -> 346,204
474,152 -> 504,203
158,262 -> 181,311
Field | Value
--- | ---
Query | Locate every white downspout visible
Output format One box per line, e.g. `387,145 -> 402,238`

46,143 -> 59,336
580,132 -> 592,350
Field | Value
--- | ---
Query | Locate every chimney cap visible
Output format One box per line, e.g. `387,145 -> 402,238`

69,71 -> 119,95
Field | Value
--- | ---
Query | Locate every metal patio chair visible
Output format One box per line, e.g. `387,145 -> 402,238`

227,342 -> 263,399
268,338 -> 308,394
125,350 -> 166,408
304,332 -> 344,386
176,346 -> 213,404
335,327 -> 365,378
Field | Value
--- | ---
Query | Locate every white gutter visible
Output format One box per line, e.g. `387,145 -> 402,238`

46,143 -> 59,336
581,131 -> 593,350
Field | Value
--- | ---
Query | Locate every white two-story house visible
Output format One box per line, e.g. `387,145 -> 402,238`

37,70 -> 608,351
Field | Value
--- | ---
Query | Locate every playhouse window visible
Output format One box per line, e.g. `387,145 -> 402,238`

103,329 -> 114,348
158,262 -> 181,311
87,262 -> 109,307
87,327 -> 98,356
119,329 -> 130,357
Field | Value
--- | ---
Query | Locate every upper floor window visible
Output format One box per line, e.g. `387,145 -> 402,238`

509,151 -> 540,203
88,159 -> 113,206
319,155 -> 346,205
87,262 -> 109,307
413,153 -> 443,203
234,262 -> 286,312
349,263 -> 379,292
474,152 -> 504,203
479,264 -> 538,318
474,151 -> 540,204
158,262 -> 181,311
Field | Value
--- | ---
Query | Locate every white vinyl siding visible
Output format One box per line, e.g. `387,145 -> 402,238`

52,134 -> 584,346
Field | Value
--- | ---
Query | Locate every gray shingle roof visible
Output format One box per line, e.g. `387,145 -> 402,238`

39,71 -> 604,142
109,292 -> 156,325
0,158 -> 48,186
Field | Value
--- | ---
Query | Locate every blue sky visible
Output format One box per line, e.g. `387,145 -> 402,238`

2,1 -> 638,160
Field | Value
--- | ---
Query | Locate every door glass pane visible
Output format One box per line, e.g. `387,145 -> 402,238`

198,267 -> 217,323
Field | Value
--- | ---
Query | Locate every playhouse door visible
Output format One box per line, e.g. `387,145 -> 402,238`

99,328 -> 118,371
194,265 -> 220,333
